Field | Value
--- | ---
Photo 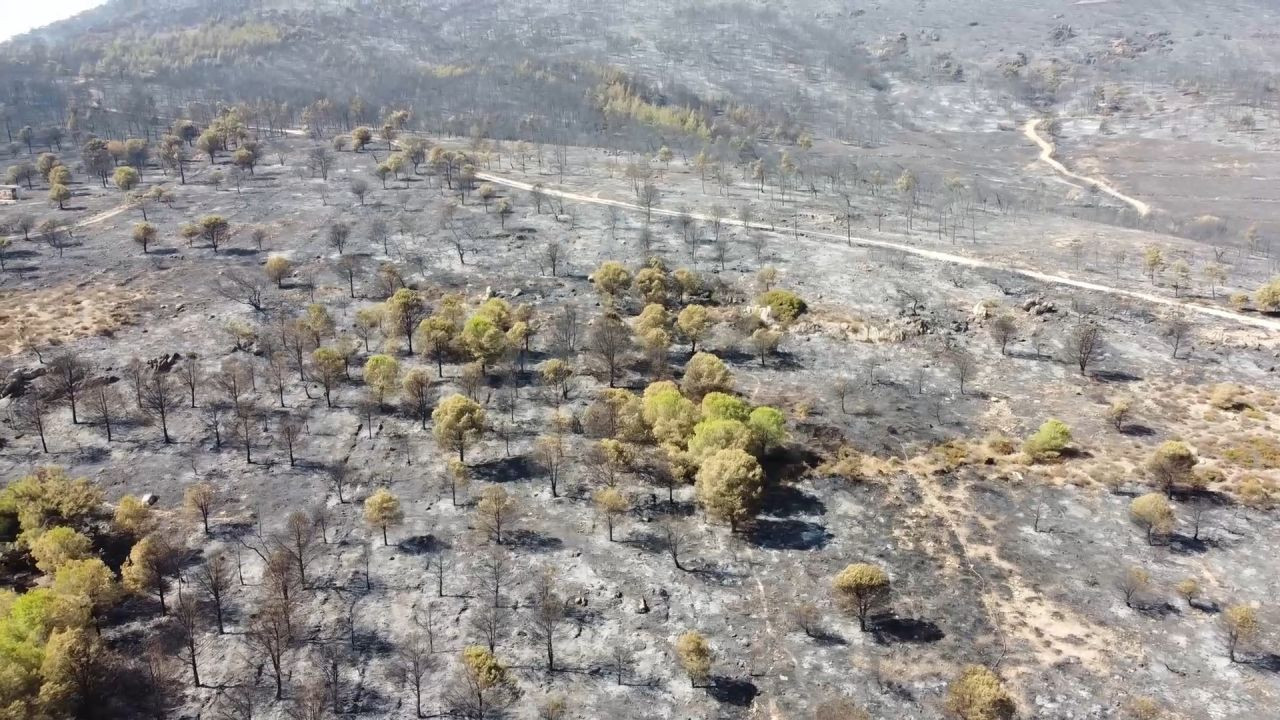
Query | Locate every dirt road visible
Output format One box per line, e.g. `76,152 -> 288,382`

475,171 -> 1280,332
1023,118 -> 1152,217
2,199 -> 136,243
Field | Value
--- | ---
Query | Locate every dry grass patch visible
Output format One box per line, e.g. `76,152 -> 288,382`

0,283 -> 147,356
1219,435 -> 1280,470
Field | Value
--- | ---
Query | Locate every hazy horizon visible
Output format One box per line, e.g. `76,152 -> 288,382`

2,0 -> 106,43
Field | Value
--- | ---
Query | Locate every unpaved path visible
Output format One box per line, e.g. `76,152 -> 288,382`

1023,118 -> 1152,217
475,171 -> 1280,332
905,473 -> 1128,678
2,200 -> 134,243
2,154 -> 221,243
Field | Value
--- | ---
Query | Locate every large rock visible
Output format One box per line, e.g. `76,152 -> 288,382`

0,367 -> 47,399
148,353 -> 182,373
1022,296 -> 1057,316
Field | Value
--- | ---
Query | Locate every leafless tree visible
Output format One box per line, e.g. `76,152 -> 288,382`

213,685 -> 258,720
527,568 -> 566,672
180,355 -> 201,407
247,597 -> 293,696
307,147 -> 335,180
445,213 -> 473,265
587,312 -> 631,387
791,601 -> 825,639
329,222 -> 351,254
335,255 -> 364,299
124,357 -> 147,408
550,306 -> 579,357
430,552 -> 451,598
202,400 -> 230,450
1067,321 -> 1104,376
473,546 -> 513,609
310,505 -> 331,545
279,511 -> 318,588
832,377 -> 853,414
250,226 -> 270,252
1162,314 -> 1192,359
944,347 -> 976,395
277,413 -> 304,467
609,644 -> 634,686
46,353 -> 90,423
988,315 -> 1017,356
368,216 -> 391,254
469,603 -> 507,653
637,183 -> 660,223
141,371 -> 181,443
218,272 -> 269,313
265,353 -> 289,407
86,382 -> 123,442
230,397 -> 260,463
347,176 -> 369,204
543,241 -> 563,277
328,465 -> 353,503
194,551 -> 233,634
712,236 -> 729,270
171,591 -> 204,687
317,642 -> 348,712
288,675 -> 329,720
13,389 -> 52,453
661,518 -> 689,571
395,632 -> 434,718
636,225 -> 654,258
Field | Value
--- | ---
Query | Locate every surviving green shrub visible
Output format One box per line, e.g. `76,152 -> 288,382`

1022,419 -> 1071,461
758,289 -> 808,322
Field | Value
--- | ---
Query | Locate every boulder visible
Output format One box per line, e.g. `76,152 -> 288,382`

148,353 -> 182,373
0,367 -> 47,399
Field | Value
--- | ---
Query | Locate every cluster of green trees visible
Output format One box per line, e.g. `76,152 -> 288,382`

4,113 -> 252,221
0,468 -> 173,717
595,76 -> 712,141
67,22 -> 285,79
571,369 -> 788,534
590,258 -> 802,371
341,348 -> 787,545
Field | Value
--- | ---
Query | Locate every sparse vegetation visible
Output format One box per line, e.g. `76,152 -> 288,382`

1,5 -> 1278,718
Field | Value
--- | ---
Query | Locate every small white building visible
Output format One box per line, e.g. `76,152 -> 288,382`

0,185 -> 18,200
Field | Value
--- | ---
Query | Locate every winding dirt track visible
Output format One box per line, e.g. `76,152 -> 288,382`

1023,118 -> 1152,217
6,125 -> 1272,331
475,170 -> 1280,332
2,199 -> 134,243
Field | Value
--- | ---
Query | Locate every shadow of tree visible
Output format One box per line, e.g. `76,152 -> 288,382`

870,613 -> 945,644
1247,653 -> 1280,673
1136,602 -> 1182,619
1173,488 -> 1233,506
746,518 -> 831,551
689,565 -> 742,585
804,629 -> 847,646
647,499 -> 697,518
472,455 -> 536,484
1119,424 -> 1157,437
398,534 -> 445,555
1189,598 -> 1221,614
759,484 -> 825,517
1167,533 -> 1212,555
622,530 -> 667,555
706,676 -> 758,706
504,529 -> 562,552
1093,369 -> 1142,383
